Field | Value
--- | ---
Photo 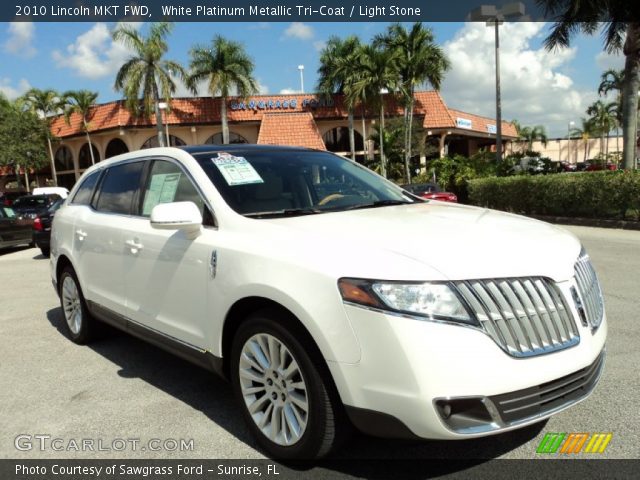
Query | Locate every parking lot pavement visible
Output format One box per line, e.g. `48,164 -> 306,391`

0,224 -> 638,462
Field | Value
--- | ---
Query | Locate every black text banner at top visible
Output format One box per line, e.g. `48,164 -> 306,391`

7,0 -> 559,23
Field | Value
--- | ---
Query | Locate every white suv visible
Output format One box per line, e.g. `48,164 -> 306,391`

51,146 -> 606,459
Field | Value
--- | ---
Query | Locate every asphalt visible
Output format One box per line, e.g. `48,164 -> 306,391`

0,224 -> 638,467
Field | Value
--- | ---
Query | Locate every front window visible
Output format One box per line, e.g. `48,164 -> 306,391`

193,149 -> 418,218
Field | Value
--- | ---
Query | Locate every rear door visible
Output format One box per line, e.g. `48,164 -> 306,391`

72,161 -> 145,315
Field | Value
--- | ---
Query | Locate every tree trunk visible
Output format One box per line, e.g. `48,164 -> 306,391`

361,103 -> 367,162
46,135 -> 57,186
84,119 -> 95,165
348,109 -> 355,160
404,87 -> 415,184
221,96 -> 229,144
621,23 -> 640,169
152,83 -> 166,148
379,102 -> 386,178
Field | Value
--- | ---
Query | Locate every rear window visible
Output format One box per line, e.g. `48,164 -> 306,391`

13,196 -> 50,207
95,162 -> 145,215
71,170 -> 101,206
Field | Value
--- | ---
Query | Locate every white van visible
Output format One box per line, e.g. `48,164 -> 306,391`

32,187 -> 69,199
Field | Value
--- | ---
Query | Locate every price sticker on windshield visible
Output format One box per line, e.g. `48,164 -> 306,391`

212,153 -> 264,186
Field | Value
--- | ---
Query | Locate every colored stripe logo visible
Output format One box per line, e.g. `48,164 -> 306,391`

536,433 -> 612,454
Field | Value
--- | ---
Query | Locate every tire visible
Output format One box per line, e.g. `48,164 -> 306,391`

230,309 -> 347,459
58,266 -> 97,344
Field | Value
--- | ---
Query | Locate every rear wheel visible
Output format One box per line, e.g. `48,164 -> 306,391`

230,310 -> 346,459
59,267 -> 97,344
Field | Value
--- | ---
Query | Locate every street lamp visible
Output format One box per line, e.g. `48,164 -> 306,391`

158,101 -> 170,146
298,65 -> 305,93
568,120 -> 575,163
469,2 -> 526,164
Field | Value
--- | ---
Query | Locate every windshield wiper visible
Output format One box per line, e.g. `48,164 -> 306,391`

338,199 -> 414,211
243,208 -> 323,219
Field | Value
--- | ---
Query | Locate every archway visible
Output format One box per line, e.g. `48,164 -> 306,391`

54,146 -> 74,172
322,127 -> 364,153
141,135 -> 186,149
79,143 -> 100,169
205,132 -> 249,145
105,138 -> 129,159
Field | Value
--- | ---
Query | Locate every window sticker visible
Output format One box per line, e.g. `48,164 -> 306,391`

212,153 -> 264,186
143,172 -> 181,215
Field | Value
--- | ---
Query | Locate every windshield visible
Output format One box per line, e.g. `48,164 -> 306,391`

13,196 -> 51,208
193,149 -> 419,217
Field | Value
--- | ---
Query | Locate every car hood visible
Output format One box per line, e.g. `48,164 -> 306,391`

261,202 -> 581,282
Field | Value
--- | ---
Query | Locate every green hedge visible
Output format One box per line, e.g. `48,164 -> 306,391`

468,171 -> 640,221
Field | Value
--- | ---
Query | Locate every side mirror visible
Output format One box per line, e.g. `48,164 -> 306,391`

150,201 -> 202,239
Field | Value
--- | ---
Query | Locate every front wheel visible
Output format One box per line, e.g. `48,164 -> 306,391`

230,311 -> 346,459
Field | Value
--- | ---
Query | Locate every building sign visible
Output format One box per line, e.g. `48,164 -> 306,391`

230,97 -> 335,111
487,124 -> 497,134
456,117 -> 472,129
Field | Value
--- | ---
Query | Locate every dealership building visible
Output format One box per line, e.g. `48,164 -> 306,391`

1,91 -> 517,191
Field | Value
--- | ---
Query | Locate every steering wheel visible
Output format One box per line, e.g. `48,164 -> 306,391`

317,193 -> 346,206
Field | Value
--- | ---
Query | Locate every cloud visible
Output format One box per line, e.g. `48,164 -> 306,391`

440,22 -> 595,137
283,23 -> 314,41
0,78 -> 31,99
595,51 -> 624,72
313,40 -> 326,52
279,88 -> 299,94
172,78 -> 269,98
51,22 -> 137,79
3,22 -> 36,58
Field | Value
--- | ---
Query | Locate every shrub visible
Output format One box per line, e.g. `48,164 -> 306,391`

468,170 -> 640,220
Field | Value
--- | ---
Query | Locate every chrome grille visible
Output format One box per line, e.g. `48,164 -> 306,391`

455,278 -> 580,358
574,250 -> 604,330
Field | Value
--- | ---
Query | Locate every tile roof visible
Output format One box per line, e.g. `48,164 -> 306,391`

257,112 -> 326,150
48,91 -> 516,140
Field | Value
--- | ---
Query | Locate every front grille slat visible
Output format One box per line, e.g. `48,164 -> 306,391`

454,276 -> 580,358
491,351 -> 605,423
574,251 -> 604,330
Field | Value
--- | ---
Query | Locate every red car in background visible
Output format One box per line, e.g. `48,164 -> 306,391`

401,183 -> 458,202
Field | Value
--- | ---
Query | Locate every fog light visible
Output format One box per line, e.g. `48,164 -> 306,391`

442,404 -> 452,418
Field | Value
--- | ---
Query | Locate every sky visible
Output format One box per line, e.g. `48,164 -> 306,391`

0,21 -> 625,137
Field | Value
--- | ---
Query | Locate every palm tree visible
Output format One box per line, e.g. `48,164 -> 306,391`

20,88 -> 64,185
317,35 -> 362,160
374,23 -> 450,183
112,22 -> 186,148
598,69 -> 627,154
571,117 -> 597,161
539,2 -> 639,169
587,100 -> 617,157
346,44 -> 402,177
514,123 -> 548,152
62,90 -> 98,165
187,36 -> 258,145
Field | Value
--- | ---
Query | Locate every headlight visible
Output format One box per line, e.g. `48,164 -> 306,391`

338,278 -> 477,326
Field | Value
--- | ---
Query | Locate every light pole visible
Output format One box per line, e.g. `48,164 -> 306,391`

469,3 -> 526,164
568,120 -> 575,163
298,65 -> 305,93
158,101 -> 170,146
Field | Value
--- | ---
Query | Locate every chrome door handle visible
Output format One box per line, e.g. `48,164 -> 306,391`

125,239 -> 143,254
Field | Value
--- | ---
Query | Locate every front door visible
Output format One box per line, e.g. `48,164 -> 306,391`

122,158 -> 213,348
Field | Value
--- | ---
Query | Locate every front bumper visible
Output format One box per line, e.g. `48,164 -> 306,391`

329,301 -> 607,440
